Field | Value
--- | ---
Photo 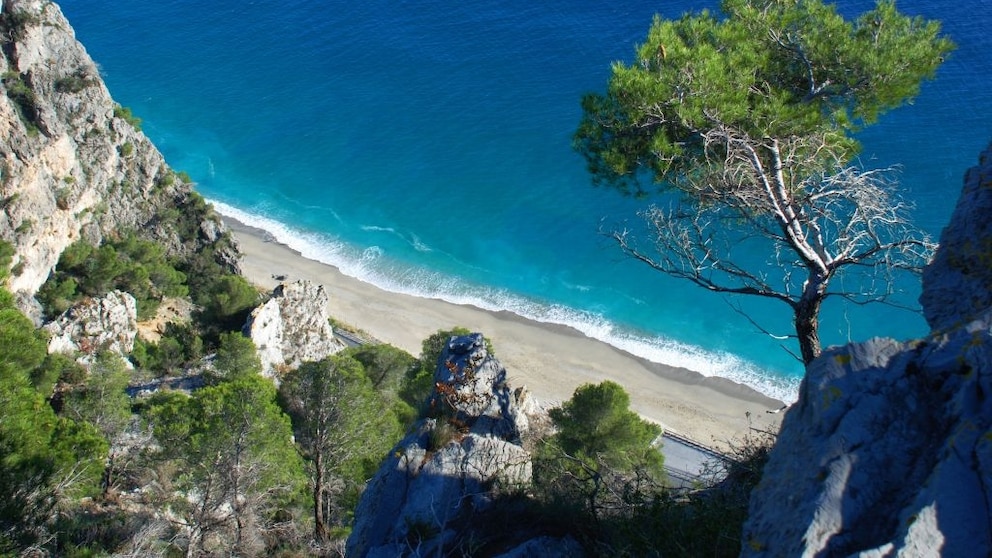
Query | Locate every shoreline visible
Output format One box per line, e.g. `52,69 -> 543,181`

224,216 -> 785,448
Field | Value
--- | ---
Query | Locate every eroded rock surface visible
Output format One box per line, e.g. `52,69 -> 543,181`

243,280 -> 345,378
921,144 -> 992,331
0,0 -> 238,321
44,289 -> 137,364
347,333 -> 547,557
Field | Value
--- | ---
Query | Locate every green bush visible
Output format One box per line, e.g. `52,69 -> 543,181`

195,274 -> 259,333
131,323 -> 204,377
0,292 -> 108,552
530,381 -> 665,541
206,332 -> 262,385
343,343 -> 418,425
112,105 -> 142,131
549,381 -> 663,475
32,353 -> 85,395
596,428 -> 776,557
54,72 -> 98,94
0,241 -> 13,281
37,234 -> 189,320
0,7 -> 40,41
2,71 -> 40,132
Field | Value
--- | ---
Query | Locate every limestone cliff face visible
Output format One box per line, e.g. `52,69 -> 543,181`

0,0 -> 236,318
742,144 -> 992,557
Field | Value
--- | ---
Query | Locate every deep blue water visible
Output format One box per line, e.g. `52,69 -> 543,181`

59,0 -> 991,401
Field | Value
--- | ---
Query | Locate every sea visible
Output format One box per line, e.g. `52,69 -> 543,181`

59,0 -> 991,403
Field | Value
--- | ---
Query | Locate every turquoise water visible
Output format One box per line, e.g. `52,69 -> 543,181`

60,0 -> 991,401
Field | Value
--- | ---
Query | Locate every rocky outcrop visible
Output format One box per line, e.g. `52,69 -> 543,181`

920,145 -> 992,332
44,289 -> 137,363
742,144 -> 992,557
346,333 -> 544,557
0,0 -> 238,319
243,280 -> 346,378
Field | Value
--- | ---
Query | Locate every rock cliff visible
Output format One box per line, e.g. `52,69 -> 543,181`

742,143 -> 992,556
347,333 -> 555,557
0,0 -> 237,319
243,280 -> 346,378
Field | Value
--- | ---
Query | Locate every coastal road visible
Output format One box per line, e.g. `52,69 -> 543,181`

661,431 -> 729,488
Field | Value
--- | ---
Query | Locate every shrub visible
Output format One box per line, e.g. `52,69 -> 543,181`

0,7 -> 40,41
132,323 -> 204,377
1,71 -> 40,132
0,241 -> 12,279
532,382 -> 664,529
112,105 -> 141,131
549,381 -> 663,476
37,234 -> 189,320
206,332 -> 261,385
597,426 -> 777,557
54,71 -> 98,94
55,187 -> 71,210
195,274 -> 259,333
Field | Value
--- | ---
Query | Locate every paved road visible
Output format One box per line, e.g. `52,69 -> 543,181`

660,432 -> 730,488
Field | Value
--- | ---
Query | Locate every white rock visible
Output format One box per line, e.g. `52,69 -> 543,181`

243,280 -> 345,378
44,289 -> 137,365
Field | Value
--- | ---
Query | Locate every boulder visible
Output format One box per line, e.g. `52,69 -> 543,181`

742,144 -> 992,556
44,289 -> 137,364
243,280 -> 345,378
346,333 -> 542,557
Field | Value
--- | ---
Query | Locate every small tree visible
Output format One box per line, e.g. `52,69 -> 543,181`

535,381 -> 663,523
146,375 -> 305,556
279,355 -> 402,542
62,351 -> 133,496
207,331 -> 262,385
550,381 -> 663,475
574,0 -> 954,364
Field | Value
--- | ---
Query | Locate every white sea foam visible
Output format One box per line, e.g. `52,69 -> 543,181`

212,200 -> 801,403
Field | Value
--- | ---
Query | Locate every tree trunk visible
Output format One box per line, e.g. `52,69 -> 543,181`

313,451 -> 327,541
795,271 -> 829,365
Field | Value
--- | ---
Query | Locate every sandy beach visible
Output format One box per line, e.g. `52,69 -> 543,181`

226,217 -> 785,449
